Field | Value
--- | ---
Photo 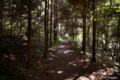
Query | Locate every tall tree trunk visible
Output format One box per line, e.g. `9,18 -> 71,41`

20,0 -> 22,54
38,9 -> 41,45
0,0 -> 4,31
105,30 -> 108,51
44,0 -> 48,58
47,0 -> 49,46
71,17 -> 74,42
11,7 -> 13,36
97,26 -> 99,51
7,3 -> 14,67
91,0 -> 96,62
82,14 -> 86,54
27,0 -> 32,69
50,0 -> 53,46
7,1 -> 12,67
87,19 -> 91,46
117,17 -> 120,50
54,0 -> 57,43
73,27 -> 74,41
87,25 -> 90,45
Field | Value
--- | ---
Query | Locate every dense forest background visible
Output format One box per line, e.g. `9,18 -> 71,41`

0,0 -> 120,80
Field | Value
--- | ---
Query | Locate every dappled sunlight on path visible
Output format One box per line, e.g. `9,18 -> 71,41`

40,40 -> 114,80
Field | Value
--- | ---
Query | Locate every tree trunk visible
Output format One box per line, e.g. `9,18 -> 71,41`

11,7 -> 13,36
39,9 -> 41,45
54,0 -> 57,43
87,25 -> 90,45
47,0 -> 49,46
27,0 -> 32,69
7,3 -> 14,67
73,27 -> 74,42
91,0 -> 96,62
0,0 -> 4,31
117,17 -> 120,51
82,14 -> 86,54
50,0 -> 53,46
97,28 -> 99,51
44,0 -> 48,58
105,31 -> 108,51
20,0 -> 22,54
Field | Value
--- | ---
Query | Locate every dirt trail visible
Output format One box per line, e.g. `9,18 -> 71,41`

0,40 -> 117,80
40,40 -> 104,80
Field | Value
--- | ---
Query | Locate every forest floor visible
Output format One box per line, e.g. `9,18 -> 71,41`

0,40 -> 119,80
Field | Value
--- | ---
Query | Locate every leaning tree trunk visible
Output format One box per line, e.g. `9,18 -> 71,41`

27,0 -> 32,69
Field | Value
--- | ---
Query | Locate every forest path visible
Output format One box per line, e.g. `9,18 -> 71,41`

41,40 -> 103,80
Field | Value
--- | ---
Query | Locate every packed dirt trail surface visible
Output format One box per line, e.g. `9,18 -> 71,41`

41,40 -> 104,80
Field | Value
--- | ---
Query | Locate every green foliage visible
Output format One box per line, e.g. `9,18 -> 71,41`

111,62 -> 119,66
72,41 -> 81,52
50,39 -> 61,50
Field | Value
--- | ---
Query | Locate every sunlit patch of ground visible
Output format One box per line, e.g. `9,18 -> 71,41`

45,41 -> 119,80
29,40 -> 119,80
3,54 -> 16,60
43,40 -> 106,80
77,76 -> 90,80
2,40 -> 118,80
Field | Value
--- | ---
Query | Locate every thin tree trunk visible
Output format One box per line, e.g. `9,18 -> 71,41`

50,0 -> 53,46
71,15 -> 74,42
87,25 -> 90,45
7,0 -> 11,67
27,0 -> 32,69
56,0 -> 58,41
0,0 -> 4,31
47,0 -> 49,46
117,17 -> 120,51
7,3 -> 14,67
44,0 -> 48,58
20,0 -> 22,54
39,9 -> 41,44
72,17 -> 74,42
87,15 -> 91,46
54,0 -> 57,43
97,27 -> 99,51
82,14 -> 86,54
11,7 -> 13,36
105,31 -> 108,51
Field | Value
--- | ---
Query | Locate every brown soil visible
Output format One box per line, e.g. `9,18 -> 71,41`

0,40 -> 118,80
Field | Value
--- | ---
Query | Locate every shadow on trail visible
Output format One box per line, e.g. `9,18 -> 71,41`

44,40 -> 102,80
